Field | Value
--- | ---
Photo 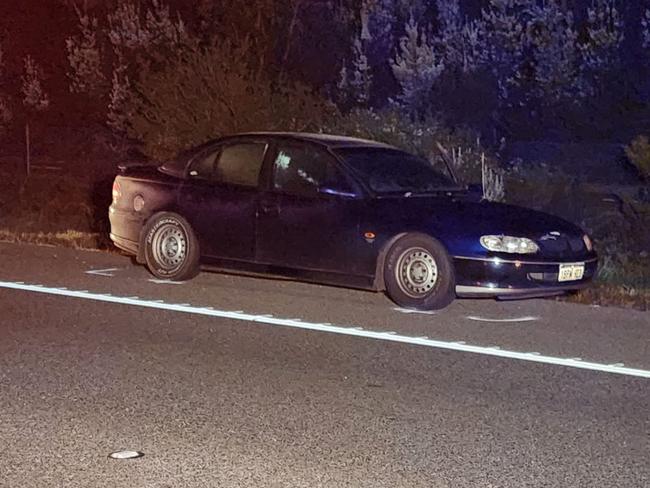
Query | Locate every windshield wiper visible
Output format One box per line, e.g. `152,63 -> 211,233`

375,188 -> 465,198
404,187 -> 466,197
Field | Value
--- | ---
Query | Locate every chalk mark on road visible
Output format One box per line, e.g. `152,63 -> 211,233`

85,268 -> 119,277
393,307 -> 437,316
0,280 -> 648,379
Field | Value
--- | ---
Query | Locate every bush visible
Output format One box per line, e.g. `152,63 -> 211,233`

323,108 -> 492,185
504,163 -> 575,212
124,43 -> 337,160
504,162 -> 650,297
624,135 -> 650,182
0,172 -> 95,233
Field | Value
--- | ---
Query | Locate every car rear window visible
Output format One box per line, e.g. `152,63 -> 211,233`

216,143 -> 268,187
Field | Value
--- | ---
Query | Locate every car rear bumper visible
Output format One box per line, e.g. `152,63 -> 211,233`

109,205 -> 144,256
109,233 -> 139,255
453,255 -> 598,299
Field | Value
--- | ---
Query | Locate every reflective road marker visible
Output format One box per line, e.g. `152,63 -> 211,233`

467,316 -> 540,323
0,281 -> 648,379
108,450 -> 144,460
149,279 -> 185,285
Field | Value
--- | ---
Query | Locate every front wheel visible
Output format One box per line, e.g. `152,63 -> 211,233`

143,212 -> 200,281
384,234 -> 456,310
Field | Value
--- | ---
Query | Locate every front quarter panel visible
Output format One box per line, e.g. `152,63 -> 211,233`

359,197 -> 598,292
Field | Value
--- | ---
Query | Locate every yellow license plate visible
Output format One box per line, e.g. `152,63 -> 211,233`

558,263 -> 585,282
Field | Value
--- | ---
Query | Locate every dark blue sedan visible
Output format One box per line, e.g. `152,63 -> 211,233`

109,132 -> 598,310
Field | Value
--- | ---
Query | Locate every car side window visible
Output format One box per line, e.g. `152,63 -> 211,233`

188,149 -> 219,180
215,143 -> 268,187
272,144 -> 353,197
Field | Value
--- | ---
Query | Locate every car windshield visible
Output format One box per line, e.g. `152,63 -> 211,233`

334,147 -> 460,195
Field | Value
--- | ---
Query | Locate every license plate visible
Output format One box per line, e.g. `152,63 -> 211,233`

558,263 -> 585,282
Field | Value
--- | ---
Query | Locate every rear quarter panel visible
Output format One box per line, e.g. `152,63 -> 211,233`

109,167 -> 182,250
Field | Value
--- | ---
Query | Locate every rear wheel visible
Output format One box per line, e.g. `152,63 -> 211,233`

143,212 -> 200,281
384,234 -> 455,310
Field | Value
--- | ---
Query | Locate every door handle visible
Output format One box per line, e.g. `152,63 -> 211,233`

260,202 -> 279,215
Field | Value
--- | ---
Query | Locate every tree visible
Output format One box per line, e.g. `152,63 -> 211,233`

481,0 -> 532,104
435,0 -> 484,75
338,36 -> 373,106
66,0 -> 315,133
391,17 -> 444,113
122,43 -> 336,160
21,55 -> 49,177
0,44 -> 12,136
66,0 -> 191,128
578,0 -> 624,99
66,3 -> 105,95
643,7 -> 650,49
524,0 -> 580,101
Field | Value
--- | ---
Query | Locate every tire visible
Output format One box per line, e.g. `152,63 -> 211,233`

384,233 -> 456,310
143,212 -> 200,281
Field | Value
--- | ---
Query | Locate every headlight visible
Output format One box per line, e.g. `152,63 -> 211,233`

480,235 -> 540,254
582,234 -> 594,252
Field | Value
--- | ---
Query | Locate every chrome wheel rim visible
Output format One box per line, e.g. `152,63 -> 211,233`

152,223 -> 187,270
395,247 -> 438,298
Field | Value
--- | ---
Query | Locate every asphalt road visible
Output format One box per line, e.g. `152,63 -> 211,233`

0,242 -> 648,487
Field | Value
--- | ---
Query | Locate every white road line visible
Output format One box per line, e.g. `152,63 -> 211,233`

1,280 -> 648,379
85,268 -> 119,277
467,316 -> 540,323
148,279 -> 185,285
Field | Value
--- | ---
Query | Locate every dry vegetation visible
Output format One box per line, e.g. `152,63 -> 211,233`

1,160 -> 647,311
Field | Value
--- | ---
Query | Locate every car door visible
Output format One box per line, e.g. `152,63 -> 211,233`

256,141 -> 364,275
177,140 -> 268,261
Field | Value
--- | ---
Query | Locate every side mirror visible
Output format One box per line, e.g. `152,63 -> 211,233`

465,183 -> 485,202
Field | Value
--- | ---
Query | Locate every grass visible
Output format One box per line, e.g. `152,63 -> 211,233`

0,229 -> 107,250
4,224 -> 645,311
0,169 -> 115,251
503,167 -> 650,311
564,251 -> 650,311
565,285 -> 650,311
1,168 -> 648,311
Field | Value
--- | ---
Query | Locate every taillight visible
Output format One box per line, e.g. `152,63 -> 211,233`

112,180 -> 122,202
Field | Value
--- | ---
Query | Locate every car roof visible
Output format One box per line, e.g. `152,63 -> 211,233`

234,132 -> 397,150
159,132 -> 401,178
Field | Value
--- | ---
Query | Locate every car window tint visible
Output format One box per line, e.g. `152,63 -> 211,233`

334,147 -> 458,194
216,143 -> 267,187
188,149 -> 219,180
273,145 -> 352,196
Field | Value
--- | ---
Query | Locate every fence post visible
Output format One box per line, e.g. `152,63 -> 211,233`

25,121 -> 30,178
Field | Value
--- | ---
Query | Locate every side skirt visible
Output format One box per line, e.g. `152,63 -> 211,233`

201,257 -> 377,291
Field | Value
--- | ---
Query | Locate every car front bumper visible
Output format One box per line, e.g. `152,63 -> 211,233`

453,255 -> 598,299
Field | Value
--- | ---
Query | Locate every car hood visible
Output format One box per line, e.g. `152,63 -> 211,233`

374,196 -> 580,235
370,196 -> 588,259
445,200 -> 580,236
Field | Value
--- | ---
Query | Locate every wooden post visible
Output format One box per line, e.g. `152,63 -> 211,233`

25,120 -> 30,178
